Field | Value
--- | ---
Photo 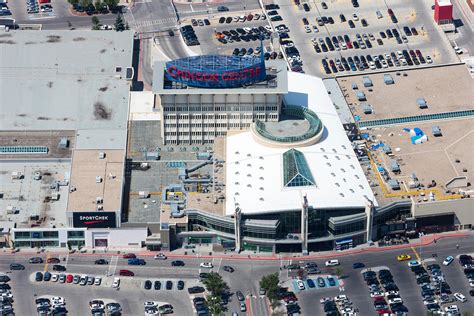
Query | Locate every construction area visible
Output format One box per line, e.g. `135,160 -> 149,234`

360,117 -> 473,205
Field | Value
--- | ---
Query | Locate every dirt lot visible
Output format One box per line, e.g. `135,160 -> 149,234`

337,65 -> 473,121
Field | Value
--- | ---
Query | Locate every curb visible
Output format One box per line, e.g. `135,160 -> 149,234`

4,232 -> 469,261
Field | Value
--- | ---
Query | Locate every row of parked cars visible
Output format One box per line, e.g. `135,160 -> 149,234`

320,294 -> 358,316
35,271 -> 102,286
26,0 -> 53,14
89,300 -> 121,316
180,25 -> 200,46
231,47 -> 283,60
363,268 -> 407,315
35,296 -> 67,316
321,48 -> 432,75
459,254 -> 474,296
0,274 -> 13,316
218,13 -> 267,24
214,25 -> 272,44
144,302 -> 173,315
143,279 -> 184,291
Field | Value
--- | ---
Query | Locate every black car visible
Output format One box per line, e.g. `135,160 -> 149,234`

270,15 -> 282,22
348,20 -> 355,28
327,17 -> 334,24
144,280 -> 152,290
386,29 -> 393,37
321,2 -> 328,9
219,17 -> 225,24
303,3 -> 310,11
177,280 -> 184,290
236,290 -> 245,301
339,14 -> 346,22
53,265 -> 66,272
154,280 -> 161,290
361,19 -> 368,27
380,31 -> 386,38
199,272 -> 209,279
171,260 -> 185,266
217,5 -> 229,12
29,257 -> 43,264
225,17 -> 232,23
223,265 -> 234,273
204,19 -> 210,25
35,272 -> 43,282
188,286 -> 205,294
43,271 -> 52,281
352,0 -> 359,7
166,280 -> 173,290
9,263 -> 25,270
95,259 -> 108,265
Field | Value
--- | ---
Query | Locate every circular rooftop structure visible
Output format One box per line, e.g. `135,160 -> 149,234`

251,105 -> 324,148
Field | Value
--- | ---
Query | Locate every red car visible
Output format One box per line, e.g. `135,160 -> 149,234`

346,41 -> 353,49
119,269 -> 134,276
47,258 -> 60,264
122,253 -> 136,259
387,8 -> 394,16
66,274 -> 73,283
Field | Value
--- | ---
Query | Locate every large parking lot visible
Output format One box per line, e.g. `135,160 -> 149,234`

260,0 -> 459,77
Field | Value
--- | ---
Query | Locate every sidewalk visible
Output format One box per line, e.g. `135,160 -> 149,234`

2,231 -> 470,261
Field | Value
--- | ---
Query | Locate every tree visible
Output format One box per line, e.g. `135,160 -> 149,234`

68,0 -> 79,5
202,272 -> 228,297
91,16 -> 100,30
259,273 -> 280,303
205,295 -> 223,316
114,14 -> 125,32
104,0 -> 119,12
94,0 -> 102,11
335,267 -> 344,278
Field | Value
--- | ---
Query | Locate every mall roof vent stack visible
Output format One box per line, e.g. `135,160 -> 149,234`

99,151 -> 106,159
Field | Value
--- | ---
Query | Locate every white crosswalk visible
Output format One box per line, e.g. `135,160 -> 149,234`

107,255 -> 118,277
134,17 -> 177,28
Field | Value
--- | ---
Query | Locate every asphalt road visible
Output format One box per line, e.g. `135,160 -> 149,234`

125,0 -> 177,33
2,234 -> 473,316
173,0 -> 261,20
7,0 -> 118,30
451,0 -> 474,54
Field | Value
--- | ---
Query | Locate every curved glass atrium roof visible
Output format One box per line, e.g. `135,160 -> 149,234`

283,149 -> 315,187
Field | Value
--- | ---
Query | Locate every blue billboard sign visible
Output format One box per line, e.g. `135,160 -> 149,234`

164,54 -> 267,89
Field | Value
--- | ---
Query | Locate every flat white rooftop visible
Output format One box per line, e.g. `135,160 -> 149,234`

225,72 -> 376,215
0,31 -> 133,149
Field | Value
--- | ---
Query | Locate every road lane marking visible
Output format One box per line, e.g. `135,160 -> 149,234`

107,256 -> 118,277
246,296 -> 252,316
411,246 -> 421,261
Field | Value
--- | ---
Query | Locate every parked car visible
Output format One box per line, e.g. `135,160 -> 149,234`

122,253 -> 136,259
119,270 -> 134,276
29,257 -> 43,264
443,256 -> 454,266
9,263 -> 25,270
112,277 -> 120,288
35,272 -> 43,282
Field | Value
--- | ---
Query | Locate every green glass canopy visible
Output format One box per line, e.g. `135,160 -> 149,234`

283,149 -> 315,187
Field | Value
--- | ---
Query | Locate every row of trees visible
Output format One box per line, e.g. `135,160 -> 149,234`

202,272 -> 228,315
91,15 -> 128,31
68,0 -> 119,13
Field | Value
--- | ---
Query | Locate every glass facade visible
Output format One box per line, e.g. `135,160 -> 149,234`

67,231 -> 85,239
329,220 -> 366,235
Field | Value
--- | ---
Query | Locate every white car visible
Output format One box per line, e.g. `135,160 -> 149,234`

444,305 -> 459,313
154,253 -> 167,260
325,259 -> 340,267
370,291 -> 383,298
352,13 -> 359,21
426,55 -> 433,64
200,262 -> 213,268
112,277 -> 120,288
453,293 -> 467,302
296,280 -> 305,290
334,295 -> 347,302
51,274 -> 59,282
423,298 -> 438,305
144,301 -> 158,308
385,291 -> 399,297
94,277 -> 102,286
312,25 -> 319,33
0,293 -> 12,299
443,256 -> 454,266
388,297 -> 403,305
304,26 -> 311,33
408,260 -> 421,267
469,280 -> 474,287
454,46 -> 463,54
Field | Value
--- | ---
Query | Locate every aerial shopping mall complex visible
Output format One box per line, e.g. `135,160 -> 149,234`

2,31 -> 472,254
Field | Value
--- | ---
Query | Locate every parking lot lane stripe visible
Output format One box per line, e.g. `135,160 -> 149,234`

410,246 -> 421,261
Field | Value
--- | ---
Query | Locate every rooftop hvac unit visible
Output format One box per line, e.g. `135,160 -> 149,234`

139,191 -> 150,199
11,172 -> 23,180
97,205 -> 104,211
58,138 -> 69,149
51,192 -> 60,200
96,176 -> 102,183
96,197 -> 103,204
99,152 -> 106,159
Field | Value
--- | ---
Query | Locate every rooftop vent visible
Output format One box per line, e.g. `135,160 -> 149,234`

350,189 -> 354,193
235,182 -> 239,185
355,175 -> 359,179
247,153 -> 252,157
332,148 -> 337,153
342,145 -> 347,149
327,162 -> 331,167
259,177 -> 264,180
247,174 -> 251,177
331,172 -> 335,177
340,193 -> 345,197
247,163 -> 252,167
335,183 -> 340,187
340,168 -> 345,173
235,171 -> 240,175
320,148 -> 325,152
259,187 -> 264,191
259,197 -> 264,201
247,184 -> 252,187
235,151 -> 240,154
359,185 -> 364,189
